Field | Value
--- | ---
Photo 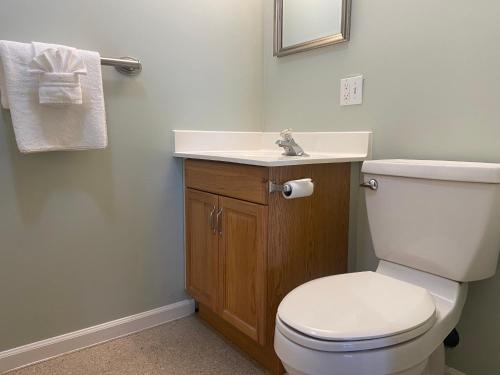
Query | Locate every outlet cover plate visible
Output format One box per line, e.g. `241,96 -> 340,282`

340,75 -> 363,106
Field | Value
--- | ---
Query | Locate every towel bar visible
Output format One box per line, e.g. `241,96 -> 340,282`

101,56 -> 142,76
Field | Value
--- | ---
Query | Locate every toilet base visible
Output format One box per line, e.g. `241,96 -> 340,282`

419,345 -> 445,375
275,324 -> 446,375
283,345 -> 443,375
283,359 -> 431,375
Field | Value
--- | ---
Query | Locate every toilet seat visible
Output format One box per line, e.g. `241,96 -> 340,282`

276,314 -> 436,352
277,271 -> 437,352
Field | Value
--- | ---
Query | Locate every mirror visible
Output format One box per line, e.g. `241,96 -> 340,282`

274,0 -> 351,57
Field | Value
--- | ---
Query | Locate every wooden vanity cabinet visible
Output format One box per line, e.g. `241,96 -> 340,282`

184,159 -> 350,375
186,188 -> 267,345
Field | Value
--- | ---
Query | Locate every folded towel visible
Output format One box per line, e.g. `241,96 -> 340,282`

0,40 -> 107,152
29,47 -> 87,105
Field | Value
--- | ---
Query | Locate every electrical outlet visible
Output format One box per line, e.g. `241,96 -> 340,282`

340,78 -> 350,106
340,75 -> 363,106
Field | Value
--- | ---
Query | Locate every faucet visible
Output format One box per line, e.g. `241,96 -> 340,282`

275,129 -> 306,156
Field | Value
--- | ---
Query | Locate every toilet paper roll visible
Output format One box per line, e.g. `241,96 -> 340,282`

282,178 -> 314,200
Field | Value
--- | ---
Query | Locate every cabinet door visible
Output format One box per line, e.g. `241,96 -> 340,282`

218,196 -> 267,345
185,189 -> 219,311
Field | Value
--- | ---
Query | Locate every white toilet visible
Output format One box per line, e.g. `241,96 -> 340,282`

274,159 -> 500,375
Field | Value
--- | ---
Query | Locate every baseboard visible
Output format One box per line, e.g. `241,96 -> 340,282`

0,299 -> 195,374
446,366 -> 466,375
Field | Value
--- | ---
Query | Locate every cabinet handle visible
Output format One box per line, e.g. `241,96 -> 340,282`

209,206 -> 216,233
216,208 -> 223,236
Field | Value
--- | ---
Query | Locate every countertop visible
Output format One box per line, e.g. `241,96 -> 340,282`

173,130 -> 372,167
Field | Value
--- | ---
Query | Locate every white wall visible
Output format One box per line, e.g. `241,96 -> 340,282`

263,0 -> 500,373
0,0 -> 263,351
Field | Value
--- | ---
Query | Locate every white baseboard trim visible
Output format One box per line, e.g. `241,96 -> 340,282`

446,366 -> 466,375
0,299 -> 195,374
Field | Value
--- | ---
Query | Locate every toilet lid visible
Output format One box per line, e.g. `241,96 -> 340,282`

277,272 -> 436,341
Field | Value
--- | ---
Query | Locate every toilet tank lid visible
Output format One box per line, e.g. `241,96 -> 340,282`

362,159 -> 500,183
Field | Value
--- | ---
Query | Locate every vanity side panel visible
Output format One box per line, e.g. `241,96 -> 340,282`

267,163 -> 350,343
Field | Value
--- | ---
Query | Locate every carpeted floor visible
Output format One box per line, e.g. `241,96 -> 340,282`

7,316 -> 266,375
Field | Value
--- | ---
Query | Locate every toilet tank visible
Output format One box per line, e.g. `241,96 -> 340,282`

362,160 -> 500,282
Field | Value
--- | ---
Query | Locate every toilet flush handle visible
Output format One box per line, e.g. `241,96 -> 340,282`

360,179 -> 378,191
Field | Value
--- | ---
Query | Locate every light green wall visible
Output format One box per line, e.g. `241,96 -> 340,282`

0,0 -> 263,351
263,0 -> 500,373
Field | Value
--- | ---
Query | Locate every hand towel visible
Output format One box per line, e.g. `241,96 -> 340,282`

0,40 -> 107,153
29,47 -> 87,105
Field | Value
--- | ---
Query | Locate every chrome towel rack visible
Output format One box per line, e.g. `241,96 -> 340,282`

101,56 -> 142,76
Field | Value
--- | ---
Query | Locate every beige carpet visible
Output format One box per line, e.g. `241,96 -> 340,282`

8,316 -> 267,375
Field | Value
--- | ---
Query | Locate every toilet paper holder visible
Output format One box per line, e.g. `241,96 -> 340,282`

269,181 -> 292,194
268,179 -> 313,193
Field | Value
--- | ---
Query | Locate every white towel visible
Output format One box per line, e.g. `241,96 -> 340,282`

29,47 -> 87,105
0,40 -> 107,153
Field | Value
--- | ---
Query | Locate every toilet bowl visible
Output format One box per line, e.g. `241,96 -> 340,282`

275,261 -> 467,375
275,159 -> 500,375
